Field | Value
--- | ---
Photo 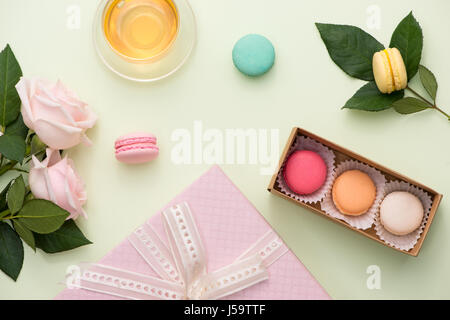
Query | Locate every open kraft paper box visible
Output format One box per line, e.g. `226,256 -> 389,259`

268,127 -> 443,257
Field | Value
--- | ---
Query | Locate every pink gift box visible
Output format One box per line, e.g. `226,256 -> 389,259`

55,166 -> 329,300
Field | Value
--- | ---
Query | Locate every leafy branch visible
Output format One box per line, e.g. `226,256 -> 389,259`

316,11 -> 449,121
394,66 -> 449,120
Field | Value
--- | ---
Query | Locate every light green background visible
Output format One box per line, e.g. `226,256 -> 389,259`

0,0 -> 449,300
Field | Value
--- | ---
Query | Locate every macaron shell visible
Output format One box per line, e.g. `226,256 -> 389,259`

373,50 -> 394,94
380,191 -> 424,236
332,170 -> 376,216
283,150 -> 327,195
115,132 -> 157,148
388,48 -> 407,90
232,34 -> 275,77
116,132 -> 157,140
115,144 -> 159,164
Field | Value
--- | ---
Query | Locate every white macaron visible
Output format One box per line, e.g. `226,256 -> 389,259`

380,191 -> 424,236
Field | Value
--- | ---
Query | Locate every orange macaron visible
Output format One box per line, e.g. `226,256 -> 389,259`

332,170 -> 376,216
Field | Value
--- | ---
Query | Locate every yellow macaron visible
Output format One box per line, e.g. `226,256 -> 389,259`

372,48 -> 407,94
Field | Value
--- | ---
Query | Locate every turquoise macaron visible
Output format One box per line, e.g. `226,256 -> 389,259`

232,34 -> 275,77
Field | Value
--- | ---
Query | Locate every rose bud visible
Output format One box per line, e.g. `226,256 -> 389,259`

29,148 -> 87,220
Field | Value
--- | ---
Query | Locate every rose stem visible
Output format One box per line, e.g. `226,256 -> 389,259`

0,209 -> 11,220
11,168 -> 29,174
406,86 -> 450,120
0,161 -> 18,176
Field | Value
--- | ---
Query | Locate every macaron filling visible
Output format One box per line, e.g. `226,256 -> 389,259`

115,143 -> 158,154
383,49 -> 396,88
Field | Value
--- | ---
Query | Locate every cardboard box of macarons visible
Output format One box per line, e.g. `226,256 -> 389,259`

268,128 -> 442,257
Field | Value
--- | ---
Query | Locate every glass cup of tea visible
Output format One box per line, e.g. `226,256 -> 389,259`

93,0 -> 196,82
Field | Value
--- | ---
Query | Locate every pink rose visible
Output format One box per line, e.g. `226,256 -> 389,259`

29,149 -> 87,220
15,77 -> 97,150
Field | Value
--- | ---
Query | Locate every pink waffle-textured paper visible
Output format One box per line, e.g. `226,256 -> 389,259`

55,166 -> 329,300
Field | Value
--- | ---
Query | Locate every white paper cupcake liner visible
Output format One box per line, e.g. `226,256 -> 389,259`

321,160 -> 386,230
276,136 -> 336,203
374,181 -> 433,251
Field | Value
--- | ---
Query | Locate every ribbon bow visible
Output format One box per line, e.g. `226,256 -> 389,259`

68,202 -> 287,300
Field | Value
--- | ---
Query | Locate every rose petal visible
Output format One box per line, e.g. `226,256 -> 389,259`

33,118 -> 83,150
32,95 -> 76,126
76,109 -> 98,128
29,167 -> 50,200
16,77 -> 36,129
45,148 -> 63,167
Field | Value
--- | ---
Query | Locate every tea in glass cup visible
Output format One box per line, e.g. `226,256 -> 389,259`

103,0 -> 179,62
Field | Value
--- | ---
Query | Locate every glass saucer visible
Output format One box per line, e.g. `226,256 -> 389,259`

93,0 -> 196,82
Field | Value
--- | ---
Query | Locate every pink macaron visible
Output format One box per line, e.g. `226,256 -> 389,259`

115,132 -> 159,164
283,150 -> 327,195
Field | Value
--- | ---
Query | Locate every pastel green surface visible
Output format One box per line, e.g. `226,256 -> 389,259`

1,0 -> 450,300
232,34 -> 275,76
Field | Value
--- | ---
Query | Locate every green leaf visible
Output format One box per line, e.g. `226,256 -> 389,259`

30,134 -> 46,156
7,175 -> 26,214
419,65 -> 437,101
392,97 -> 430,114
17,199 -> 69,234
13,220 -> 35,251
0,181 -> 12,213
0,134 -> 26,162
343,82 -> 404,111
35,220 -> 92,253
390,12 -> 423,80
0,222 -> 24,281
5,114 -> 28,140
316,23 -> 384,81
0,44 -> 23,128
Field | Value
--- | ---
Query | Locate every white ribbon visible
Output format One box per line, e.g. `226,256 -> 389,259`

67,202 -> 288,300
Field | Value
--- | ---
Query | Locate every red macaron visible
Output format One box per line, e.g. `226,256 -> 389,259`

283,150 -> 327,195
